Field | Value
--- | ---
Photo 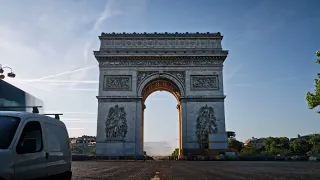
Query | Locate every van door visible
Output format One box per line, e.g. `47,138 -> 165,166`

43,122 -> 71,176
13,120 -> 47,180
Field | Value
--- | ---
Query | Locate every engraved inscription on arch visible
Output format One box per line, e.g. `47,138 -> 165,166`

190,75 -> 219,90
103,75 -> 132,91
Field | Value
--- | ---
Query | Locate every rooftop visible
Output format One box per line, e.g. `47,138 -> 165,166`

99,32 -> 223,38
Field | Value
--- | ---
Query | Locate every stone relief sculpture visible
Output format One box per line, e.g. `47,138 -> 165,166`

104,75 -> 132,91
137,71 -> 157,86
191,75 -> 219,90
105,105 -> 128,140
195,105 -> 218,141
98,58 -> 225,68
137,71 -> 185,90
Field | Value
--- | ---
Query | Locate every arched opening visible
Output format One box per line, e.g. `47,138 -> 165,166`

140,78 -> 182,157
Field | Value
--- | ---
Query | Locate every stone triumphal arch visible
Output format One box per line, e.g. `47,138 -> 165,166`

94,32 -> 229,157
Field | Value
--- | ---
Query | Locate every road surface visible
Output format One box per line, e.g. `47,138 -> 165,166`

71,161 -> 320,180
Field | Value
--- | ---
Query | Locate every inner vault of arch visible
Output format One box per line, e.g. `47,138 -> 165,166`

140,78 -> 183,156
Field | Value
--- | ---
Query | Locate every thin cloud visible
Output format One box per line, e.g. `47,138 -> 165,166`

27,66 -> 97,82
12,79 -> 98,84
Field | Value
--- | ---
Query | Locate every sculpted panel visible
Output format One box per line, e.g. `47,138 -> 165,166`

195,105 -> 218,141
103,75 -> 132,91
190,75 -> 219,90
105,105 -> 128,140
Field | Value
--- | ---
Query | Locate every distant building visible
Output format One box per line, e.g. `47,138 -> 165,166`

244,137 -> 265,149
71,135 -> 96,148
289,134 -> 320,144
0,80 -> 44,113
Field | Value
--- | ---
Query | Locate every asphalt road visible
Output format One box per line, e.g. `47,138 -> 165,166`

71,161 -> 320,180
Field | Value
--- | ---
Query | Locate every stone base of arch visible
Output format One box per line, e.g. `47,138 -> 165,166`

95,96 -> 228,157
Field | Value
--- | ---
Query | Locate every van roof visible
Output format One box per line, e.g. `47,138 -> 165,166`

0,111 -> 59,120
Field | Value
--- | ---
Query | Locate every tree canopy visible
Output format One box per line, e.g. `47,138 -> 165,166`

306,51 -> 320,113
227,131 -> 236,139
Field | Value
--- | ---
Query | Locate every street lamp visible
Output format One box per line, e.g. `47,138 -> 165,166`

0,64 -> 16,80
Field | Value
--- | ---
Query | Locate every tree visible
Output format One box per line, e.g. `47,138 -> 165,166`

291,138 -> 312,154
171,148 -> 179,157
263,137 -> 291,155
306,51 -> 320,113
227,131 -> 236,139
240,145 -> 259,156
228,139 -> 243,152
309,135 -> 320,146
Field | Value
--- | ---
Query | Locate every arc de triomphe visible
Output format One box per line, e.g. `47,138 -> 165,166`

94,32 -> 229,157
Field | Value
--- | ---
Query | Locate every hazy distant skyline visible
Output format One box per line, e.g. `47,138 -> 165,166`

1,0 -> 320,155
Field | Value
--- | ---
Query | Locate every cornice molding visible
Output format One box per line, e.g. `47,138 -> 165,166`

94,50 -> 228,57
99,32 -> 223,39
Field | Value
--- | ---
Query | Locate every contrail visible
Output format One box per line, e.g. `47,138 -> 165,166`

27,66 -> 97,82
13,79 -> 98,84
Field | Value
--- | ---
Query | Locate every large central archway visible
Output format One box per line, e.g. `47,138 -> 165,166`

94,32 -> 229,158
140,77 -> 183,156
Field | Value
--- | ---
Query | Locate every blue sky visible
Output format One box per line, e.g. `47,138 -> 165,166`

1,0 -> 320,155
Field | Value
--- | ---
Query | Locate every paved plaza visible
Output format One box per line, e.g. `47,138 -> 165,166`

71,161 -> 320,180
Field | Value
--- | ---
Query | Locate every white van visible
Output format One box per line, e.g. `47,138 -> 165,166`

0,111 -> 72,180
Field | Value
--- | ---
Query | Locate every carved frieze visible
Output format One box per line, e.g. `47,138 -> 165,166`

99,58 -> 224,68
100,39 -> 222,49
105,105 -> 128,140
103,75 -> 132,91
195,105 -> 218,142
190,75 -> 219,90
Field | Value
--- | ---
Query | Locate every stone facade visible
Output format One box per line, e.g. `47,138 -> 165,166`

94,32 -> 229,157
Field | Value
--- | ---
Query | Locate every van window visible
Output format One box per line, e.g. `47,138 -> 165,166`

0,116 -> 21,149
44,122 -> 69,152
16,121 -> 43,154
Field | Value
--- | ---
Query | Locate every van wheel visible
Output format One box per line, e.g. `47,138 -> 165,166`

63,171 -> 72,180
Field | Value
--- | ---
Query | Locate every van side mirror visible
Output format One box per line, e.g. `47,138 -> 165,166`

19,139 -> 37,153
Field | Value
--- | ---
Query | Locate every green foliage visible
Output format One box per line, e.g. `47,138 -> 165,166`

262,137 -> 291,155
240,145 -> 259,156
171,148 -> 179,157
306,51 -> 320,113
309,135 -> 320,146
228,139 -> 243,152
227,131 -> 236,139
71,144 -> 96,155
291,138 -> 312,154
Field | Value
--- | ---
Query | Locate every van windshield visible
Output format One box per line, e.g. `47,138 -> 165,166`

0,116 -> 21,149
